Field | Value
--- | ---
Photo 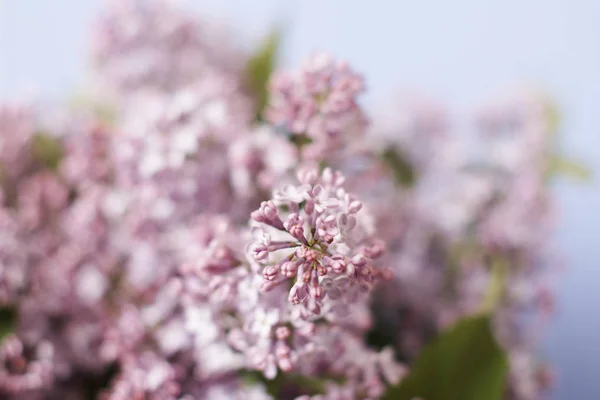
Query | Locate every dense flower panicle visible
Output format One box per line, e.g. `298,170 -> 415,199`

473,92 -> 555,254
371,94 -> 450,174
231,308 -> 300,379
61,123 -> 114,186
0,206 -> 26,303
0,1 -> 562,398
250,167 -> 391,317
228,125 -> 298,200
100,67 -> 255,293
291,332 -> 406,400
165,199 -> 405,387
17,172 -> 69,232
266,53 -> 368,158
100,351 -> 181,400
91,0 -> 243,95
363,91 -> 558,399
115,73 -> 251,183
0,103 -> 36,180
0,335 -> 54,395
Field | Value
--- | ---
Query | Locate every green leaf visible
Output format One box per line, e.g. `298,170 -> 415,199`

0,307 -> 17,341
381,147 -> 416,187
545,154 -> 591,182
382,314 -> 509,400
479,257 -> 508,313
289,134 -> 313,149
240,369 -> 327,399
244,29 -> 281,121
542,97 -> 560,138
32,132 -> 64,171
68,92 -> 118,126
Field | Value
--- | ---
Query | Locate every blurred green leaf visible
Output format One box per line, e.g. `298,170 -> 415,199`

32,132 -> 64,171
290,134 -> 313,149
542,97 -> 560,138
68,92 -> 118,126
382,314 -> 508,400
536,96 -> 592,183
241,369 -> 327,399
480,257 -> 508,313
381,147 -> 415,187
92,104 -> 118,126
366,320 -> 397,352
244,29 -> 281,121
0,307 -> 17,342
241,370 -> 269,390
545,154 -> 591,182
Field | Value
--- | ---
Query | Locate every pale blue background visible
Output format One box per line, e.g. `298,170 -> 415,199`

1,1 -> 599,398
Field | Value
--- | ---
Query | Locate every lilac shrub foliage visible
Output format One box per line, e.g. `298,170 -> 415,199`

0,1 -> 568,399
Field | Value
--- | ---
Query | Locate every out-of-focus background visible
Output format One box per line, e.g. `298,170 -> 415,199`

1,1 -> 598,398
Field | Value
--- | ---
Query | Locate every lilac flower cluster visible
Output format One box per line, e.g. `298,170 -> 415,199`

367,89 -> 558,398
266,53 -> 368,160
91,0 -> 242,95
250,167 -> 391,317
0,1 -> 563,399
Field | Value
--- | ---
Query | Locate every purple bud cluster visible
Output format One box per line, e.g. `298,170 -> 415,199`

266,53 -> 368,159
249,167 -> 391,318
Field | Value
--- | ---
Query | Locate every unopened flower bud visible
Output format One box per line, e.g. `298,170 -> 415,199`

281,261 -> 299,278
289,282 -> 308,304
263,265 -> 279,281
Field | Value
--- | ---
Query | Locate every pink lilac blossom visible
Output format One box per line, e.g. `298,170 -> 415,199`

249,167 -> 391,317
0,335 -> 54,395
266,53 -> 368,160
91,0 -> 243,96
371,93 -> 450,175
364,90 -> 557,398
0,0 -> 562,399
